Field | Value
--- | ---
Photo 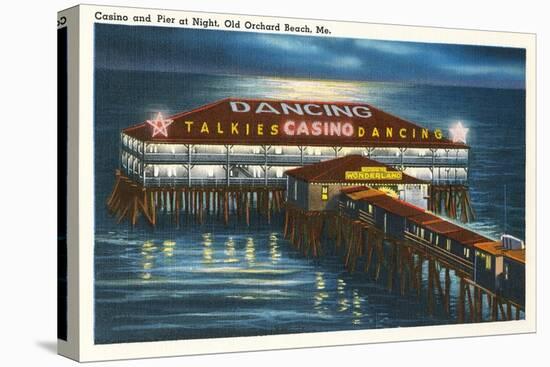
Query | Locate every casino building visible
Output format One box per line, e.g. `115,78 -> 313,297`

120,97 -> 469,188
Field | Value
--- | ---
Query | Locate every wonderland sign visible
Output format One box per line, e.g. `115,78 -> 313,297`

345,167 -> 403,181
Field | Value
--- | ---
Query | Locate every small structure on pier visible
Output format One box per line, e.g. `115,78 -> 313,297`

285,154 -> 429,211
340,186 -> 493,270
335,185 -> 526,313
474,239 -> 526,305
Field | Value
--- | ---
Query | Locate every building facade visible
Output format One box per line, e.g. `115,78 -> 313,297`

119,98 -> 469,188
285,155 -> 430,211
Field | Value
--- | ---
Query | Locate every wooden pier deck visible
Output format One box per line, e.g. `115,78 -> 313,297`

107,170 -> 285,227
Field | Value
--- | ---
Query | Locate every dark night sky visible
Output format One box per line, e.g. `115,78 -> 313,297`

95,24 -> 526,89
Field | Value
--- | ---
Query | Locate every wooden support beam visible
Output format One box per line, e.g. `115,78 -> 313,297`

465,283 -> 474,322
427,258 -> 434,315
458,277 -> 465,323
444,267 -> 451,315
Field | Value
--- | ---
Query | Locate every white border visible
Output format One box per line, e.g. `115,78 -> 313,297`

63,4 -> 536,362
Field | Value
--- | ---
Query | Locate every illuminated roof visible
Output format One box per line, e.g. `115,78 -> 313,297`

475,241 -> 505,256
505,249 -> 526,264
340,186 -> 500,248
343,186 -> 425,216
344,188 -> 386,201
474,241 -> 526,264
122,98 -> 468,148
366,194 -> 426,217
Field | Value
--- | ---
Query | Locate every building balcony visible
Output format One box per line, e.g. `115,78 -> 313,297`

123,143 -> 469,168
135,176 -> 288,188
370,155 -> 468,167
430,178 -> 469,185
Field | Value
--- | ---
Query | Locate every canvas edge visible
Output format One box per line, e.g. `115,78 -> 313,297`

61,4 -> 537,362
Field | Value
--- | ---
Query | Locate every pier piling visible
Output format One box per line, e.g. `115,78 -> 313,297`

106,171 -> 285,227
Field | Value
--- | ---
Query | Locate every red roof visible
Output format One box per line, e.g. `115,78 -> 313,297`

423,220 -> 463,234
365,194 -> 426,217
475,241 -> 505,256
505,249 -> 526,264
285,155 -> 426,184
340,186 -> 371,194
122,98 -> 467,149
474,241 -> 525,264
340,186 -> 498,247
407,212 -> 443,225
445,229 -> 491,245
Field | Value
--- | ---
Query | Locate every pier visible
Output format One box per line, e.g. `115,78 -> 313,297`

283,205 -> 524,322
282,185 -> 524,322
428,184 -> 476,222
105,98 -> 524,326
107,170 -> 285,227
118,98 -> 472,220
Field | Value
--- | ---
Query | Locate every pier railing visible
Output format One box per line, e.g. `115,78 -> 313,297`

138,176 -> 288,188
132,149 -> 469,168
403,231 -> 473,274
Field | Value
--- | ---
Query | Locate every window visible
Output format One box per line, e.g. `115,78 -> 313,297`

504,264 -> 509,280
435,234 -> 439,245
321,186 -> 329,201
293,180 -> 298,201
446,239 -> 451,252
368,204 -> 373,214
485,255 -> 492,271
420,228 -> 425,239
463,248 -> 470,258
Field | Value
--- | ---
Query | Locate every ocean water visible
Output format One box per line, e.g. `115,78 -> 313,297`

94,70 -> 525,344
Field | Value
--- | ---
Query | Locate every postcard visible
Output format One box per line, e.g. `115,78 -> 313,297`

57,4 -> 536,361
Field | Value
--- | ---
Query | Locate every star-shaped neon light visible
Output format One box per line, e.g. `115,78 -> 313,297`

146,112 -> 173,138
449,121 -> 469,144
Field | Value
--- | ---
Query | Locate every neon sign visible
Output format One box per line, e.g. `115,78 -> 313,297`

345,167 -> 403,181
147,112 -> 173,137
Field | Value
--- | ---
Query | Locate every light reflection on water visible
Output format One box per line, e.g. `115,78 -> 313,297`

140,240 -> 156,281
352,289 -> 364,325
313,271 -> 329,316
337,278 -> 350,313
202,233 -> 213,264
224,237 -> 238,263
269,233 -> 281,264
95,226 -> 484,344
245,237 -> 256,266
